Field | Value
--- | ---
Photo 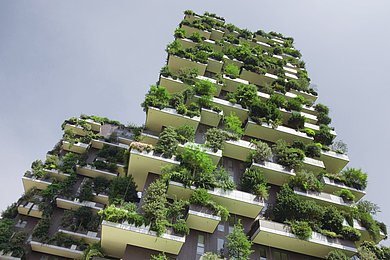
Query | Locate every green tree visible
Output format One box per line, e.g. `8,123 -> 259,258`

155,126 -> 179,158
226,220 -> 253,260
224,113 -> 244,138
108,176 -> 138,203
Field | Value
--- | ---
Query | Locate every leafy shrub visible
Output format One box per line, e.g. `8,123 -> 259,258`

224,113 -> 244,138
210,51 -> 224,61
289,221 -> 312,240
224,64 -> 240,78
32,217 -> 51,242
189,32 -> 202,43
241,168 -> 269,199
78,180 -> 94,202
304,128 -> 316,137
155,127 -> 179,158
315,104 -> 329,114
213,204 -> 229,221
290,170 -> 323,192
97,145 -> 127,164
288,112 -> 306,130
205,128 -> 225,152
93,160 -> 117,173
315,125 -> 335,146
214,167 -> 236,191
273,140 -> 305,170
325,250 -> 349,260
93,176 -> 110,195
250,99 -> 282,125
108,176 -> 138,203
341,226 -> 361,241
331,140 -> 348,154
190,188 -> 211,206
321,206 -> 344,234
229,84 -> 258,109
317,112 -> 332,125
305,143 -> 322,158
175,125 -> 195,144
286,97 -> 303,111
194,79 -> 217,96
335,188 -> 355,202
141,85 -> 171,112
268,94 -> 287,108
174,28 -> 186,38
342,168 -> 367,191
250,140 -> 272,162
172,219 -> 190,235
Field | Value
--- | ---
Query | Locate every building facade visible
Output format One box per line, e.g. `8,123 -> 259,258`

0,10 -> 387,260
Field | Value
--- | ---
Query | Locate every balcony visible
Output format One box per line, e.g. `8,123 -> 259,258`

186,205 -> 221,233
302,157 -> 325,174
222,139 -> 254,162
58,229 -> 101,244
145,107 -> 200,133
140,131 -> 159,146
167,181 -> 264,218
63,124 -> 87,136
30,240 -> 84,260
180,24 -> 211,39
289,89 -> 318,102
293,189 -> 353,209
200,108 -> 223,127
349,219 -> 386,244
167,55 -> 207,75
61,140 -> 89,154
203,39 -> 223,52
245,119 -> 313,145
128,149 -> 180,191
76,165 -> 118,180
17,202 -> 42,219
178,142 -> 222,165
251,161 -> 295,186
177,38 -> 197,49
240,68 -> 278,87
56,197 -> 104,213
207,58 -> 223,74
222,75 -> 249,93
322,176 -> 365,201
320,150 -> 349,174
43,169 -> 70,181
0,252 -> 21,260
22,174 -> 52,192
249,219 -> 357,258
101,220 -> 185,258
159,75 -> 189,94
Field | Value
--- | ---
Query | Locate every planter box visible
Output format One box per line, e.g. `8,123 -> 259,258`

17,203 -> 42,219
101,220 -> 185,258
180,24 -> 211,39
244,119 -> 314,145
251,161 -> 295,186
76,165 -> 118,180
177,38 -> 197,49
293,189 -> 353,209
222,75 -> 249,93
43,169 -> 70,181
320,150 -> 349,174
30,241 -> 83,260
249,219 -> 357,258
159,75 -> 188,94
22,176 -> 51,192
186,205 -> 221,233
63,124 -> 87,136
207,58 -> 223,74
222,139 -> 255,162
140,131 -> 159,146
210,97 -> 248,123
223,55 -> 244,69
56,198 -> 104,212
145,107 -> 200,133
200,108 -> 222,127
290,89 -> 318,102
168,55 -> 207,75
128,149 -> 180,191
91,139 -> 129,150
210,28 -> 224,41
59,229 -> 100,244
203,39 -> 223,52
62,141 -> 89,154
322,177 -> 365,201
92,192 -> 109,205
167,181 -> 264,218
240,68 -> 278,87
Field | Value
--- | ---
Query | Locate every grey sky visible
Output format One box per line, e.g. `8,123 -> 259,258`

1,0 -> 389,246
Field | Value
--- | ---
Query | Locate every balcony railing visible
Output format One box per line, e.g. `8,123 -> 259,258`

222,139 -> 254,162
320,150 -> 349,174
322,176 -> 365,201
56,197 -> 104,212
61,140 -> 89,154
178,142 -> 222,165
249,219 -> 357,258
17,202 -> 43,219
167,54 -> 207,75
101,220 -> 185,258
76,165 -> 118,180
58,229 -> 101,244
167,181 -> 264,218
293,189 -> 353,209
30,240 -> 84,260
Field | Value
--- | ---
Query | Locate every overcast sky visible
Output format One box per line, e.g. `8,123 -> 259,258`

1,0 -> 389,246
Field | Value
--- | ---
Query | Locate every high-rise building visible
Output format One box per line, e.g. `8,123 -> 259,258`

0,10 -> 387,260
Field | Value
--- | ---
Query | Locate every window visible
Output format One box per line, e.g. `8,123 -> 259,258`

217,223 -> 225,232
259,246 -> 267,260
217,238 -> 224,251
273,251 -> 288,260
196,235 -> 205,255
